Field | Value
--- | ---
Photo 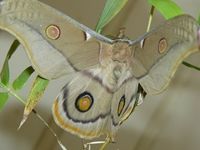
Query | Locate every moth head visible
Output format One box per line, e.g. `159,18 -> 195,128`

112,41 -> 133,63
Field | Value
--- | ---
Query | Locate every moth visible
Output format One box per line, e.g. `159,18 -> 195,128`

0,0 -> 200,142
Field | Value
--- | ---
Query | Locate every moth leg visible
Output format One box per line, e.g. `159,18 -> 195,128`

83,141 -> 107,150
83,135 -> 112,150
99,135 -> 113,150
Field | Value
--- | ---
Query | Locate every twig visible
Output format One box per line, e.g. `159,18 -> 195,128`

0,81 -> 67,150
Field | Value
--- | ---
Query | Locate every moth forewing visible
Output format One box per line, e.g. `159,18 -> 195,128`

0,0 -> 200,146
131,15 -> 200,94
0,0 -> 113,79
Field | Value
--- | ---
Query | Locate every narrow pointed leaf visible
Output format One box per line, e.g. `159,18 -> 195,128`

148,0 -> 183,19
0,58 -> 9,85
25,76 -> 49,116
0,40 -> 20,85
7,40 -> 20,59
12,66 -> 34,90
0,92 -> 9,110
96,0 -> 129,33
19,76 -> 49,127
198,15 -> 200,24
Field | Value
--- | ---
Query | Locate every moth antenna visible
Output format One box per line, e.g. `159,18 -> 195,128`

117,27 -> 126,39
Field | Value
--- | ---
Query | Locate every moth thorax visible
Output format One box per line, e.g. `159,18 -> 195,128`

112,42 -> 132,63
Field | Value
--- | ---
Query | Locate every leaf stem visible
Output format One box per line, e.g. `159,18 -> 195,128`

146,6 -> 155,32
182,61 -> 200,71
0,81 -> 25,104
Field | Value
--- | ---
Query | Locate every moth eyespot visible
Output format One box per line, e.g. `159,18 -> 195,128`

45,24 -> 61,40
117,95 -> 126,116
158,38 -> 167,54
75,92 -> 93,113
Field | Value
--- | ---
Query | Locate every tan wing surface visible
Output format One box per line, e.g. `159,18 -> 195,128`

131,15 -> 200,94
52,72 -> 112,139
0,0 -> 112,79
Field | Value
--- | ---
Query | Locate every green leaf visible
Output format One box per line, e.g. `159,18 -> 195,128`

7,40 -> 20,59
12,66 -> 34,90
148,0 -> 183,19
182,61 -> 200,72
0,40 -> 20,85
0,92 -> 9,110
0,57 -> 9,85
96,0 -> 129,33
19,76 -> 49,127
198,15 -> 200,24
23,76 -> 49,119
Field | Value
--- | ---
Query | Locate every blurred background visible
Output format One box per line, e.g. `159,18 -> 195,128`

0,0 -> 200,150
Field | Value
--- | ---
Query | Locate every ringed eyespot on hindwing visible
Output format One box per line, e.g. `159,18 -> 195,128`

75,92 -> 94,113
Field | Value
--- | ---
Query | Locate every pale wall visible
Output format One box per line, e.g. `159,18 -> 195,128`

0,0 -> 200,150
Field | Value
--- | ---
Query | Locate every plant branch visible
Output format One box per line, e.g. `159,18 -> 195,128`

182,61 -> 200,71
0,81 -> 25,104
0,81 -> 67,150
